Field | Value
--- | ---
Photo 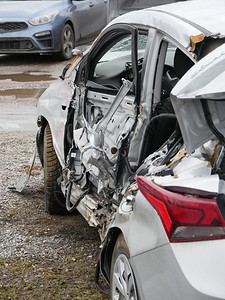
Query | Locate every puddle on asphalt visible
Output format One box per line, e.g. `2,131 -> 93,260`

0,72 -> 56,82
0,88 -> 46,99
0,72 -> 57,99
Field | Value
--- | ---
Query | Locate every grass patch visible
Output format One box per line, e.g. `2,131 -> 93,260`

0,257 -> 108,300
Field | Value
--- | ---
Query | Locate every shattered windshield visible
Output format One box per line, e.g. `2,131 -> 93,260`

101,34 -> 147,60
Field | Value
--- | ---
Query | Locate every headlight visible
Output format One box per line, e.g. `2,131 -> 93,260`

29,11 -> 59,26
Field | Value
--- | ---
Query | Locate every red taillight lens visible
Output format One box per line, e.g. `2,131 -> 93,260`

137,176 -> 225,242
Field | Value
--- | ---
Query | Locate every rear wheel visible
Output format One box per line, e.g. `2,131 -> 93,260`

58,24 -> 74,60
43,124 -> 68,214
110,234 -> 139,300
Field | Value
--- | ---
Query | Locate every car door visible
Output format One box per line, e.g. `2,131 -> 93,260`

74,25 -> 148,192
71,0 -> 108,42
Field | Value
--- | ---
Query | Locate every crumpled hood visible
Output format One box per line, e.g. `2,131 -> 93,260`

0,1 -> 64,19
171,42 -> 225,153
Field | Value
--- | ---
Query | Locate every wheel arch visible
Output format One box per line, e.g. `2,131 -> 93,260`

64,19 -> 75,43
36,115 -> 48,167
100,227 -> 123,283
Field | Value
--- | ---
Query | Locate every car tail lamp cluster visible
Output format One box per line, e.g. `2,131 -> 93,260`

137,176 -> 225,242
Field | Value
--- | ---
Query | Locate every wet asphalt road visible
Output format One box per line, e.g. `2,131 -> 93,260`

0,53 -> 74,131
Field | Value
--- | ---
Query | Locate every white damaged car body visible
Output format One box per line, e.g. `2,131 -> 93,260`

36,1 -> 225,299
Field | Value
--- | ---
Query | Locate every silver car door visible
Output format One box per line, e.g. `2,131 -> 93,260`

74,25 -> 148,191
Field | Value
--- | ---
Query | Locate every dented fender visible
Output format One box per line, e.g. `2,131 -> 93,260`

101,186 -> 169,262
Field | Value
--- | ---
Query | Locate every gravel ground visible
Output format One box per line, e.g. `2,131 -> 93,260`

0,130 -> 109,299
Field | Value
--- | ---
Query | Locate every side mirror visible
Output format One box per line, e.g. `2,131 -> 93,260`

72,48 -> 83,56
60,63 -> 71,80
60,49 -> 85,80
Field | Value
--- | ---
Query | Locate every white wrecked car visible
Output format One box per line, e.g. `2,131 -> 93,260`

35,0 -> 225,298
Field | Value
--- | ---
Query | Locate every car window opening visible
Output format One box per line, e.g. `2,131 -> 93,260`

139,42 -> 195,164
89,32 -> 147,93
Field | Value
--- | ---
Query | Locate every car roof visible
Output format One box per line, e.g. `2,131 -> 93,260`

108,0 -> 225,49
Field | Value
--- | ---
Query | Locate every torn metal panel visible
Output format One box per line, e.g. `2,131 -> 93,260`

190,34 -> 205,52
95,79 -> 133,133
9,147 -> 37,193
73,79 -> 133,193
151,143 -> 221,194
74,118 -> 115,192
136,143 -> 172,176
85,92 -> 136,162
37,80 -> 74,168
82,146 -> 116,191
171,43 -> 225,153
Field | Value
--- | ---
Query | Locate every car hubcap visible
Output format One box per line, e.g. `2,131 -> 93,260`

63,28 -> 73,55
112,254 -> 138,300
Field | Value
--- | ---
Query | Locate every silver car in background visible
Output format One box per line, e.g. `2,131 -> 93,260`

0,0 -> 109,60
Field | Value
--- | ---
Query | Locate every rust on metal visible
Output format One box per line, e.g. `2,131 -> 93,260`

190,34 -> 205,52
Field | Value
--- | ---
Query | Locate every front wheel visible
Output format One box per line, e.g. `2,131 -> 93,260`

58,24 -> 75,60
110,234 -> 139,300
43,124 -> 68,214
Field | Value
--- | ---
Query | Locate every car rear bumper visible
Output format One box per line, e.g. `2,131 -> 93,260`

130,241 -> 225,300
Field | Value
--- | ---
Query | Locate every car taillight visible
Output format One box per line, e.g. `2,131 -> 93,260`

137,176 -> 225,242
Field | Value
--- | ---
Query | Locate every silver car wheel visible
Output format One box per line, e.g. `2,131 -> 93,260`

63,28 -> 73,53
58,24 -> 74,60
63,27 -> 73,54
112,253 -> 138,300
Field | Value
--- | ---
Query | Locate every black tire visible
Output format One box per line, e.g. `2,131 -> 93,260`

110,234 -> 139,299
43,124 -> 68,214
57,24 -> 75,60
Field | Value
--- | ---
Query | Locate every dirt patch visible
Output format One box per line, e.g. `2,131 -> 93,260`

0,131 -> 109,299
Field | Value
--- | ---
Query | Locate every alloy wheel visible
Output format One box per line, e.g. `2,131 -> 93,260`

111,254 -> 138,300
